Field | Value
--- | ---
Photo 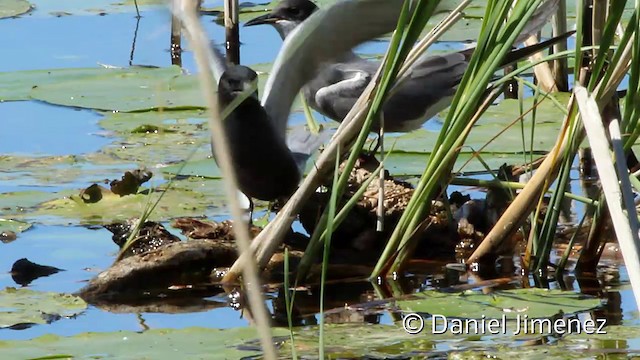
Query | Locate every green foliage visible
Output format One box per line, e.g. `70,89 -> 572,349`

0,0 -> 31,19
397,288 -> 602,319
0,219 -> 31,234
0,288 -> 86,328
0,326 -> 290,359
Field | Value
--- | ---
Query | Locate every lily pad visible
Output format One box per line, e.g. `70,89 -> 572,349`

98,110 -> 213,165
0,287 -> 86,328
0,219 -> 31,234
27,0 -> 163,17
397,288 -> 602,320
98,109 -> 208,134
30,66 -> 206,112
0,326 -> 290,359
450,326 -> 640,359
280,323 -> 450,357
24,65 -> 273,113
0,153 -> 132,191
0,67 -> 116,101
101,134 -> 212,166
206,1 -> 278,22
0,0 -> 31,19
160,157 -> 221,179
0,190 -> 65,214
26,175 -> 233,225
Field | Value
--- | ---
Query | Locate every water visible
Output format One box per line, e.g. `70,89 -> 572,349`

0,1 -> 636,354
0,4 -> 276,340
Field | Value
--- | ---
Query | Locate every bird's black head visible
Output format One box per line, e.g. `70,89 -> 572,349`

244,0 -> 318,35
218,65 -> 259,103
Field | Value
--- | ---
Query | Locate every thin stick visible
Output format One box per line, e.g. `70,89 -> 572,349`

171,1 -> 276,358
524,34 -> 559,92
377,114 -> 385,232
552,0 -> 569,91
224,0 -> 240,64
133,0 -> 140,18
170,7 -> 182,67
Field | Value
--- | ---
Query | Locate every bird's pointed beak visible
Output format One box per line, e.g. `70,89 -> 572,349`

244,13 -> 280,27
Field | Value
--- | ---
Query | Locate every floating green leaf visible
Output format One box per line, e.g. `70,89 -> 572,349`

30,66 -> 204,112
397,288 -> 602,320
161,158 -> 221,179
27,0 -> 163,18
0,326 -> 290,359
450,326 -> 640,359
0,153 -> 129,192
98,109 -> 208,134
0,68 -> 114,101
0,190 -> 68,214
98,110 -> 212,165
0,287 -> 86,328
280,323 -> 450,358
0,0 -> 31,19
0,219 -> 31,234
30,183 -> 228,225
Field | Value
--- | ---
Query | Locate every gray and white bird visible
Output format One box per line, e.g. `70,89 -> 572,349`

205,0 -> 416,207
246,0 -> 564,133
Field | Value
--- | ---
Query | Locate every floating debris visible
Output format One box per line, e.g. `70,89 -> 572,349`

10,258 -> 63,286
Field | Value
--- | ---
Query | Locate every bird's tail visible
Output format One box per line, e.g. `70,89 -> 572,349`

458,30 -> 575,66
500,30 -> 576,66
287,125 -> 332,173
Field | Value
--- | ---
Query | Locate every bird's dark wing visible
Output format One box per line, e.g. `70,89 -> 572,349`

261,0 -> 409,137
220,96 -> 301,201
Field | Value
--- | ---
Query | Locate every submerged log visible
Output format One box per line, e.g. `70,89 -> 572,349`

78,218 -> 309,307
77,238 -> 238,303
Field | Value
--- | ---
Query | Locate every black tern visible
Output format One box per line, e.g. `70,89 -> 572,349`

216,65 -> 302,201
246,0 -> 565,133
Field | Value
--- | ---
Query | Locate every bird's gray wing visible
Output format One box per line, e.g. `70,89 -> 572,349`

382,52 -> 467,131
209,42 -> 228,83
312,64 -> 373,120
286,125 -> 332,173
261,0 -> 408,137
407,51 -> 468,80
516,0 -> 560,43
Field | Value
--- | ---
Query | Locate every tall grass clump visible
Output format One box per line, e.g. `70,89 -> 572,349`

373,0 -> 555,276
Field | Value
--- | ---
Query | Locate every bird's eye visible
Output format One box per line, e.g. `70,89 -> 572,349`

287,6 -> 302,16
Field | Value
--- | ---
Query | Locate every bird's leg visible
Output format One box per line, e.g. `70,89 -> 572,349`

376,113 -> 385,233
236,190 -> 254,227
246,198 -> 255,227
370,134 -> 382,154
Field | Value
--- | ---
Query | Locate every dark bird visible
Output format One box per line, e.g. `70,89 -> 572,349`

246,0 -> 567,133
216,65 -> 302,201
